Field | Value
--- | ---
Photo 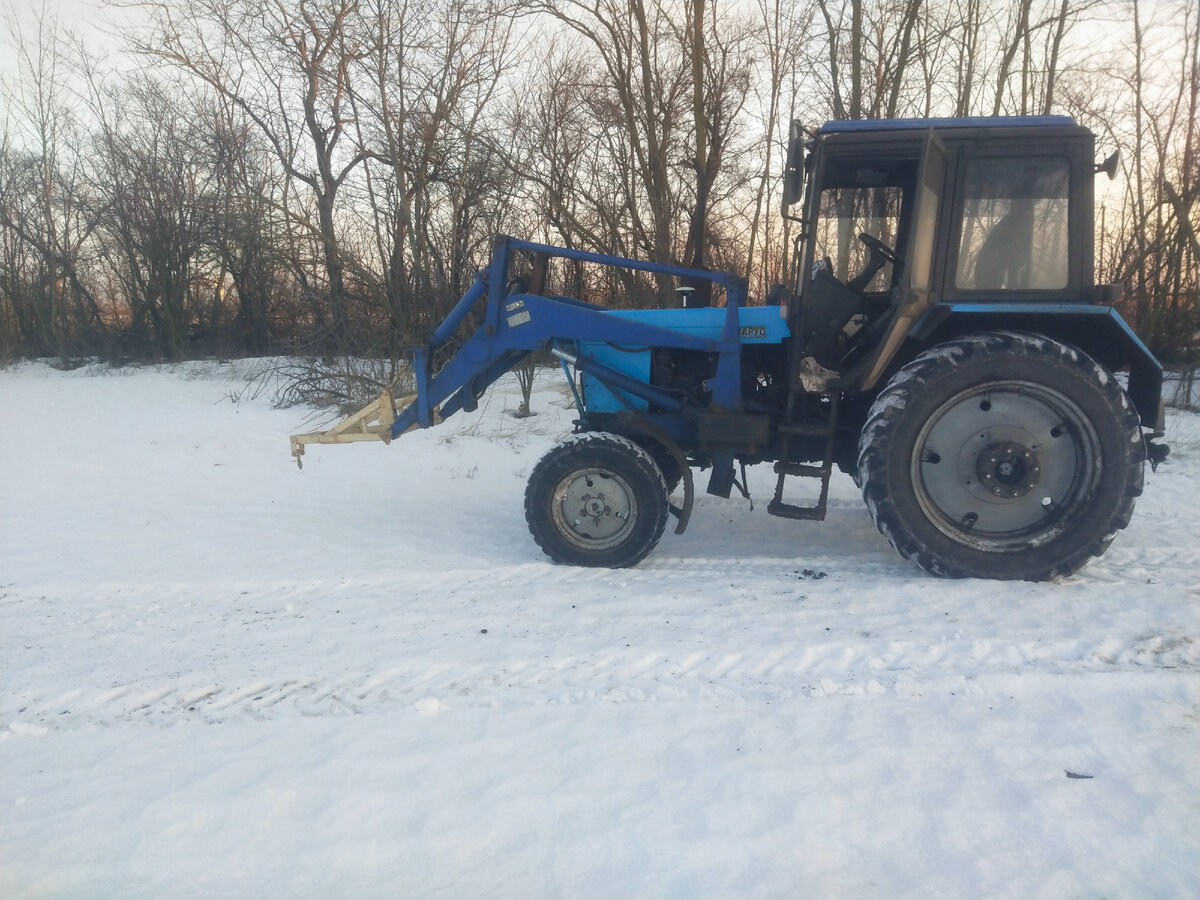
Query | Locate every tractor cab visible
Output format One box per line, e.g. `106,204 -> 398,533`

783,117 -> 1104,394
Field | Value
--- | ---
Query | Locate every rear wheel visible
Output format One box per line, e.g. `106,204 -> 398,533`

858,332 -> 1145,580
525,433 -> 669,567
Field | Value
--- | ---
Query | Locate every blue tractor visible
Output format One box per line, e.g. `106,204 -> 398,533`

291,116 -> 1169,580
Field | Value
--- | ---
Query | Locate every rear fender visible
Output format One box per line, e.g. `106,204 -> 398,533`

908,303 -> 1165,432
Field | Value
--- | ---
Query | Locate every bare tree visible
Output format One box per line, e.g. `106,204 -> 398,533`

0,0 -> 1192,378
1104,1 -> 1199,367
680,2 -> 754,304
348,0 -> 519,349
526,0 -> 691,304
0,4 -> 106,362
810,0 -> 928,120
740,0 -> 819,299
204,96 -> 288,355
85,73 -> 215,358
135,0 -> 374,350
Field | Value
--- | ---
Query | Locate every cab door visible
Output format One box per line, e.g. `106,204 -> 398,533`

859,129 -> 949,390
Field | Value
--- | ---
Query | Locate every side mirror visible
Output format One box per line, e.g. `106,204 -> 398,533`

1095,149 -> 1120,180
781,119 -> 806,208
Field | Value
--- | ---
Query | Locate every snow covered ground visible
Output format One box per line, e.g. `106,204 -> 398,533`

1,360 -> 1198,900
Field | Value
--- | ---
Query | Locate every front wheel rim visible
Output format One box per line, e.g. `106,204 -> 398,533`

550,467 -> 639,551
910,380 -> 1100,550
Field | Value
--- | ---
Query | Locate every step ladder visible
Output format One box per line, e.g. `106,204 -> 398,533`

767,390 -> 839,521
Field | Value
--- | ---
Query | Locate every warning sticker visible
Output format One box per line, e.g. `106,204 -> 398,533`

507,310 -> 532,328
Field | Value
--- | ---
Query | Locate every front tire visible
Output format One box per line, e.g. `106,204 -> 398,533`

858,332 -> 1145,580
525,433 -> 669,567
632,437 -> 684,494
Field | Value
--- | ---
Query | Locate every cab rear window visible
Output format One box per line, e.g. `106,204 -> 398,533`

955,157 -> 1069,291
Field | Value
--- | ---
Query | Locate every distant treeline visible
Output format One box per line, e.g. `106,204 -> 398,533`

1,0 -> 1196,367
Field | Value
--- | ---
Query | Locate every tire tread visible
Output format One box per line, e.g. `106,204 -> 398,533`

857,331 -> 1145,580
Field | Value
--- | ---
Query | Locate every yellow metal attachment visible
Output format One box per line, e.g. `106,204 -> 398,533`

289,389 -> 416,469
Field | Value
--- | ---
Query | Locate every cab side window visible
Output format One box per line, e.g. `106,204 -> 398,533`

956,157 -> 1069,291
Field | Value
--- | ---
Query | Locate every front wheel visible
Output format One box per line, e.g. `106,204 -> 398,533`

858,332 -> 1145,580
525,433 -> 669,567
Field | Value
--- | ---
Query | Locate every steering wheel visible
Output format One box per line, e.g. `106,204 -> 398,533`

842,232 -> 901,294
858,232 -> 900,265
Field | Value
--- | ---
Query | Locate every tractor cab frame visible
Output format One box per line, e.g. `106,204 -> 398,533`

786,117 -> 1160,414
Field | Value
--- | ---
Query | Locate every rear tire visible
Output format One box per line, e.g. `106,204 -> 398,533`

525,432 -> 669,567
857,332 -> 1144,580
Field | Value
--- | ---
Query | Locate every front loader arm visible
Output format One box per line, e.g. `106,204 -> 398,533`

290,235 -> 750,466
389,290 -> 737,438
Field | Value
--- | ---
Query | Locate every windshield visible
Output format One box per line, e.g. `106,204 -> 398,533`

812,184 -> 903,291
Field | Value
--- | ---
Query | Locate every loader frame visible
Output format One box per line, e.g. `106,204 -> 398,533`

291,234 -> 759,511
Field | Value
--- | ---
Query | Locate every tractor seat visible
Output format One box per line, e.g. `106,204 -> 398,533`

798,265 -> 864,367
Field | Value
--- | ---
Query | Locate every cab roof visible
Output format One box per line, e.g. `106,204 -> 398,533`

817,116 -> 1077,133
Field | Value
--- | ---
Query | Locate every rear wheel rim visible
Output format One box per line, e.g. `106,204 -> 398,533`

550,467 -> 639,551
910,380 -> 1100,550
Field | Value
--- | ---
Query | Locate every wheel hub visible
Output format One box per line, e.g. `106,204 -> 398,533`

976,441 -> 1041,498
579,492 -> 622,524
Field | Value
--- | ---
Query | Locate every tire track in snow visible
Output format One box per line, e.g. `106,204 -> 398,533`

1081,544 -> 1200,585
2,548 -> 894,612
7,628 -> 1195,733
4,541 -> 1196,735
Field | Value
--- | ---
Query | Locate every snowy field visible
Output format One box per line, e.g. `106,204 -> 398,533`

1,360 -> 1198,900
